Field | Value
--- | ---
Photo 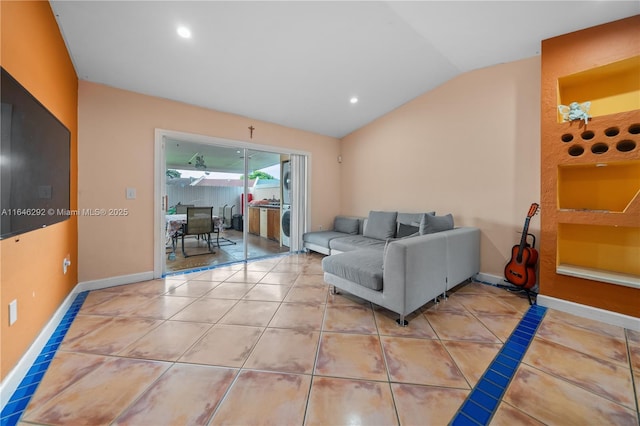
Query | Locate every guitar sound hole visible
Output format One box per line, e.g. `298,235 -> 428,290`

616,140 -> 636,152
568,145 -> 584,157
561,133 -> 573,143
591,143 -> 608,154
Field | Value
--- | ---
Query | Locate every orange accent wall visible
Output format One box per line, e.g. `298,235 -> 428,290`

540,15 -> 640,317
0,0 -> 78,380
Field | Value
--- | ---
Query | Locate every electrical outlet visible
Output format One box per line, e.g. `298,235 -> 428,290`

9,300 -> 17,326
319,225 -> 323,231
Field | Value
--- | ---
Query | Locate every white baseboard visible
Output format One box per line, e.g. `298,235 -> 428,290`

473,272 -> 504,286
76,271 -> 155,292
0,271 -> 153,410
473,273 -> 639,331
537,295 -> 640,331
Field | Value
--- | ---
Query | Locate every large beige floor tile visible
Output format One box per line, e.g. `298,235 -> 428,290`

244,328 -> 320,374
179,324 -> 263,367
113,364 -> 236,425
490,402 -> 545,425
166,280 -> 220,297
22,357 -> 170,425
293,273 -> 326,288
503,364 -> 638,425
305,377 -> 398,426
455,293 -> 520,316
119,320 -> 211,361
284,286 -> 328,304
80,294 -> 156,316
374,307 -> 438,339
259,271 -> 299,285
127,295 -> 197,319
315,332 -> 387,381
323,304 -> 377,334
58,314 -> 114,348
60,317 -> 163,355
225,269 -> 268,283
269,302 -> 325,331
191,268 -> 239,282
425,309 -> 501,343
523,337 -> 636,409
170,297 -> 237,323
474,314 -> 521,342
546,309 -> 627,340
24,352 -> 109,411
443,340 -> 502,387
210,370 -> 311,425
536,317 -> 629,366
242,283 -> 291,302
381,336 -> 469,388
219,300 -> 280,326
391,383 -> 468,426
202,282 -> 255,299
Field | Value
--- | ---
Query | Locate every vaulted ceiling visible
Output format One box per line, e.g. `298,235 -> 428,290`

51,1 -> 639,138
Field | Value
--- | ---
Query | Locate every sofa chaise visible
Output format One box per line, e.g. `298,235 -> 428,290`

304,211 -> 480,325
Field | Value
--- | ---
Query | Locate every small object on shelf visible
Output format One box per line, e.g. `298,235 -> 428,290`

558,101 -> 591,124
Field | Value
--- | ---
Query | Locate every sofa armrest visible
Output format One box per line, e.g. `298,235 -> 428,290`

383,232 -> 448,315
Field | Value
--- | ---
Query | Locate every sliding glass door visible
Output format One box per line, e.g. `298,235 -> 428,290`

160,137 -> 298,275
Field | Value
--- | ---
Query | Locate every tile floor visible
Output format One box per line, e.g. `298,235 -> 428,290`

14,253 -> 640,425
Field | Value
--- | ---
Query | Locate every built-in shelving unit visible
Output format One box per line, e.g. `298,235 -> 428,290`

540,15 -> 640,317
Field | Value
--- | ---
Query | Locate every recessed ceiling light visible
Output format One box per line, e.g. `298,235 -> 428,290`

177,26 -> 192,39
350,96 -> 359,104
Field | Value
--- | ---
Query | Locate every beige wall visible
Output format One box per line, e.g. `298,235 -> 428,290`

340,57 -> 541,277
78,81 -> 341,282
79,56 -> 540,282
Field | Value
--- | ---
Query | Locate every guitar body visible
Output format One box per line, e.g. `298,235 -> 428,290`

504,245 -> 538,289
504,203 -> 540,290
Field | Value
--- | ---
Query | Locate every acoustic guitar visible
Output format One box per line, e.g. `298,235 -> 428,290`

504,203 -> 539,289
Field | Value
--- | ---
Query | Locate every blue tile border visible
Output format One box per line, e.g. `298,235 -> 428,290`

450,304 -> 547,426
0,291 -> 89,426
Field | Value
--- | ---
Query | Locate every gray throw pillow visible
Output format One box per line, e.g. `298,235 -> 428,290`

334,216 -> 359,234
363,211 -> 398,240
420,213 -> 454,234
396,222 -> 419,238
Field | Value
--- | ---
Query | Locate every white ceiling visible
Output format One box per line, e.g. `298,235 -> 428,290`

50,1 -> 639,139
164,138 -> 283,174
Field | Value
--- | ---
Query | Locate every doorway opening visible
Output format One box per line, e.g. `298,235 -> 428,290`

154,130 -> 308,277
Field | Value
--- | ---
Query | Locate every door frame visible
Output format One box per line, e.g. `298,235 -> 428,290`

153,128 -> 310,278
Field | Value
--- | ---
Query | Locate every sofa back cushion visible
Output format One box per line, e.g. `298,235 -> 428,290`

363,211 -> 398,240
334,216 -> 359,234
420,213 -> 454,234
396,222 -> 420,238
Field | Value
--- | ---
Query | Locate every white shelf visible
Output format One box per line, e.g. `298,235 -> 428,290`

557,264 -> 640,289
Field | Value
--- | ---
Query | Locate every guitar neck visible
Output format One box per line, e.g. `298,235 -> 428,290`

516,217 -> 531,261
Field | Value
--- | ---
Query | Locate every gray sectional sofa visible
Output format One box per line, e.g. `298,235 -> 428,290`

303,211 -> 480,325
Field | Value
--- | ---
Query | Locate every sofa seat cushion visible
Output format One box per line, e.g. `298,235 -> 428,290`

303,231 -> 351,249
322,250 -> 384,291
329,235 -> 386,252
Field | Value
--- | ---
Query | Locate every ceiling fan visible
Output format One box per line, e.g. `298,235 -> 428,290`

188,152 -> 207,169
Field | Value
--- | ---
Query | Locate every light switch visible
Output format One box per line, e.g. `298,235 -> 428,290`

9,300 -> 17,325
126,187 -> 136,199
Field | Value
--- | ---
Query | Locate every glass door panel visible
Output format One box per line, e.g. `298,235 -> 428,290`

246,149 -> 289,262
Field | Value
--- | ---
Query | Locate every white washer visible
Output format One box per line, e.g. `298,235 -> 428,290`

280,204 -> 290,247
282,160 -> 291,205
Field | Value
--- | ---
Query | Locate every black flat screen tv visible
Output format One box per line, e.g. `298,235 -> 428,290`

1,67 -> 71,239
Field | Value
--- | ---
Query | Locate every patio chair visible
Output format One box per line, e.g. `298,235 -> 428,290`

181,207 -> 215,257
